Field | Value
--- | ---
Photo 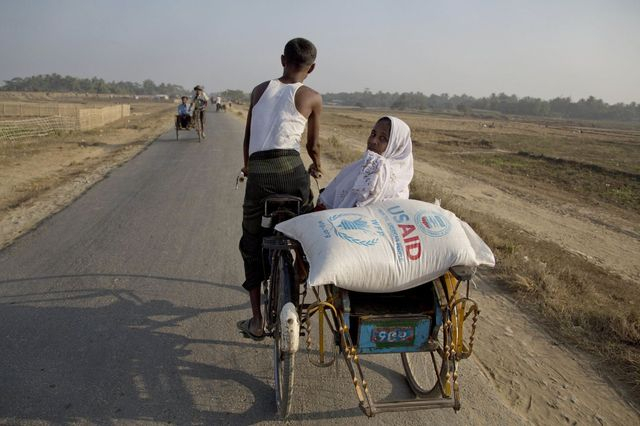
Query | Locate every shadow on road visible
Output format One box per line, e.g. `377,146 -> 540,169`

0,274 -> 420,424
0,274 -> 274,424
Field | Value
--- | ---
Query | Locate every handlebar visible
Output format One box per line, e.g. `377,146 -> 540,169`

235,171 -> 246,190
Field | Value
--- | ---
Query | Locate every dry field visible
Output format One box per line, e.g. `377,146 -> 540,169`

0,93 -> 176,249
317,108 -> 640,394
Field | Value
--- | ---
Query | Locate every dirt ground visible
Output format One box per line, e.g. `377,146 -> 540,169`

0,99 -> 175,249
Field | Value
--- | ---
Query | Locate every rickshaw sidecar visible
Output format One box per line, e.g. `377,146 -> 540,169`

305,265 -> 479,416
334,283 -> 442,355
175,114 -> 202,142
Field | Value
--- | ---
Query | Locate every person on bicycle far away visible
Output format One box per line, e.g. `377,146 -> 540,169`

177,96 -> 191,128
191,85 -> 209,138
237,37 -> 323,340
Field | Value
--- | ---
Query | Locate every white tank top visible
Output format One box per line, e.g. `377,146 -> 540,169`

249,79 -> 307,156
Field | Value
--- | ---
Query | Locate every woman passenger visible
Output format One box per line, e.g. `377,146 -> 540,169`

317,116 -> 414,209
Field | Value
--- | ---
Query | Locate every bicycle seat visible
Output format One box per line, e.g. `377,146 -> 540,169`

449,265 -> 476,281
264,195 -> 302,215
263,195 -> 303,228
264,194 -> 302,205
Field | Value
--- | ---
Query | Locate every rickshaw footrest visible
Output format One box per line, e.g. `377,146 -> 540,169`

368,398 -> 456,415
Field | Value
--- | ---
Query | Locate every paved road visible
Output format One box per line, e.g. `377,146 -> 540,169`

0,112 -> 525,425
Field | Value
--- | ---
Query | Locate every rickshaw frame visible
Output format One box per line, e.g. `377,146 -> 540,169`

175,112 -> 203,143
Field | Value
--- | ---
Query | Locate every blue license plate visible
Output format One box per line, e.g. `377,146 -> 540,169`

371,327 -> 415,344
357,317 -> 432,354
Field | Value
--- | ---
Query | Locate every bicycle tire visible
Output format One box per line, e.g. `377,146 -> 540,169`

402,279 -> 456,398
197,115 -> 202,142
401,320 -> 450,398
192,111 -> 202,142
272,251 -> 297,418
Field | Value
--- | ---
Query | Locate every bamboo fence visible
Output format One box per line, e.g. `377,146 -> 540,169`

0,104 -> 130,143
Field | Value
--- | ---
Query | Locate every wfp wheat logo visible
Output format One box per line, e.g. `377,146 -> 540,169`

415,210 -> 451,238
328,214 -> 380,247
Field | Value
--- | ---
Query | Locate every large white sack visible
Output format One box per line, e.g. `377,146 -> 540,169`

274,199 -> 495,293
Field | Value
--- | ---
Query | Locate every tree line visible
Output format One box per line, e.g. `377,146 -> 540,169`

1,74 -> 187,96
4,75 -> 638,121
323,90 -> 640,122
218,89 -> 249,103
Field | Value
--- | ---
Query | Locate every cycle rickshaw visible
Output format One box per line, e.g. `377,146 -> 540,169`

175,112 -> 204,143
259,194 -> 481,418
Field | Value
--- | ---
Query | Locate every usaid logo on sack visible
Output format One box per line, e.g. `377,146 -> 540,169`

415,210 -> 451,238
328,214 -> 381,247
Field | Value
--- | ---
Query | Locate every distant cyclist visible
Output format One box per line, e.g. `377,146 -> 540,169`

191,85 -> 209,138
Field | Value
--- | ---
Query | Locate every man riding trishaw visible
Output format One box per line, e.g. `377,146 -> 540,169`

191,85 -> 209,139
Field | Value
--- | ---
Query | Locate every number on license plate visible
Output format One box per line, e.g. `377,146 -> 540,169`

372,327 -> 415,344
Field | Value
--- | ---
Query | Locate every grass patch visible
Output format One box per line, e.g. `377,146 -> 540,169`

467,152 -> 640,212
322,135 -> 361,165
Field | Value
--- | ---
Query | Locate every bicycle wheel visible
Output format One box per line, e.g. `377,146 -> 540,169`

196,115 -> 202,142
272,251 -> 297,418
401,311 -> 452,398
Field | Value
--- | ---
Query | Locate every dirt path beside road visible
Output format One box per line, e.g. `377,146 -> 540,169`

411,159 -> 640,282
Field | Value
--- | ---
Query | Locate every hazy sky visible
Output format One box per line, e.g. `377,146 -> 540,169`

1,0 -> 639,103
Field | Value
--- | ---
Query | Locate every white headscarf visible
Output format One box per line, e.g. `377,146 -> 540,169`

319,116 -> 414,209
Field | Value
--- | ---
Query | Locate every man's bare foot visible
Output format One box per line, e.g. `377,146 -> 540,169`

237,317 -> 264,340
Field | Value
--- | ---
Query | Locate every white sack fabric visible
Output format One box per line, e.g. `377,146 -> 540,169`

275,199 -> 495,293
318,116 -> 414,209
